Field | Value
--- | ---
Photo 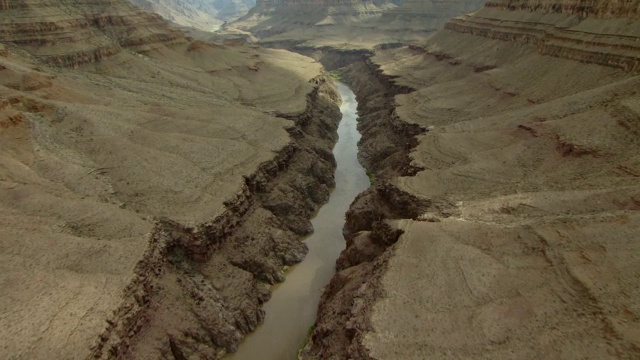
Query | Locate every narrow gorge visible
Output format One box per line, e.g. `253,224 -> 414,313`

227,82 -> 369,360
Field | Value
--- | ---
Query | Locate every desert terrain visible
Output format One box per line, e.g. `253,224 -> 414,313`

2,0 -> 640,359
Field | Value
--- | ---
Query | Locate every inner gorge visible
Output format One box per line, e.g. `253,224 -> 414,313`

228,82 -> 369,360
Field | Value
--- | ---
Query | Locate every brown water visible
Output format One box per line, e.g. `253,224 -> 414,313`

226,82 -> 370,360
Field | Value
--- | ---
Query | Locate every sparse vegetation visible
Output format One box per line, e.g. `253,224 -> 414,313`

329,70 -> 343,81
366,170 -> 375,183
297,324 -> 316,357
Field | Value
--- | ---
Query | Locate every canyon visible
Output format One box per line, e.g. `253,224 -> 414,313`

1,0 -> 640,359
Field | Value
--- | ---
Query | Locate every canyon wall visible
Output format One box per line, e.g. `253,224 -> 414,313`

379,0 -> 486,33
229,0 -> 396,43
484,0 -> 640,17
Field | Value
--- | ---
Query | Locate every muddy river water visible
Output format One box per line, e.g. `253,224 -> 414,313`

227,82 -> 370,359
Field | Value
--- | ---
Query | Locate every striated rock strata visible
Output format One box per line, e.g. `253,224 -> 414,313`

0,0 -> 185,67
445,0 -> 640,72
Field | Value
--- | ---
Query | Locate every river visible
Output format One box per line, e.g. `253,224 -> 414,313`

226,81 -> 370,360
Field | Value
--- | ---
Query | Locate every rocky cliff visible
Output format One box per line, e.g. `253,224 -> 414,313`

301,0 -> 640,359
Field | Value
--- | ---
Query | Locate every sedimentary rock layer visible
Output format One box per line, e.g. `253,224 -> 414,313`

445,2 -> 640,72
0,0 -> 184,67
484,0 -> 640,17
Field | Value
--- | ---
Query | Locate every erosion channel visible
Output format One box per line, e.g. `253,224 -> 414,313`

227,81 -> 370,360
